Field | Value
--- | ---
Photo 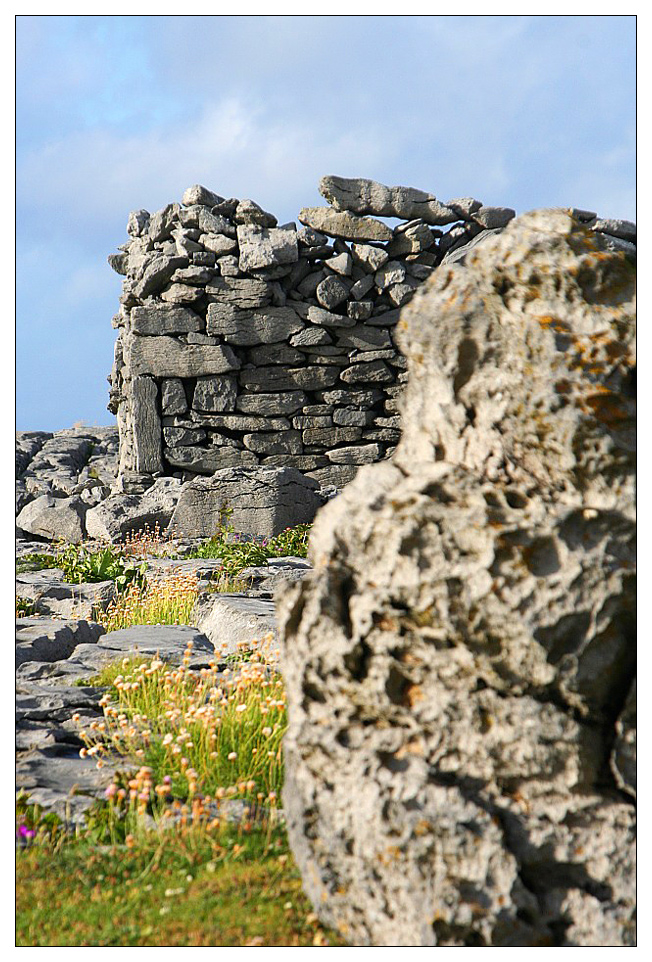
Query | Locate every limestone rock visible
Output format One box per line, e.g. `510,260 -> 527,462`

191,595 -> 277,658
85,477 -> 182,542
237,225 -> 298,272
298,207 -> 393,243
124,333 -> 240,378
168,466 -> 322,539
16,494 -> 88,544
181,184 -> 224,208
319,175 -> 460,226
277,209 -> 636,946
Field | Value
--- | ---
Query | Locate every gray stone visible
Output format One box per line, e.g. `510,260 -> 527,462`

107,252 -> 128,275
319,175 -> 459,225
206,304 -> 304,344
16,571 -> 115,620
238,365 -> 341,393
298,207 -> 393,243
168,466 -> 322,539
290,327 -> 332,347
237,225 -> 298,272
591,218 -> 637,243
16,495 -> 87,544
332,409 -> 375,427
199,232 -> 238,256
234,198 -> 278,228
129,304 -> 203,335
124,333 -> 240,378
16,618 -> 105,668
192,595 -> 277,658
161,378 -> 188,415
276,208 -> 636,947
316,275 -> 350,310
85,477 -> 182,542
302,426 -> 362,447
247,344 -> 305,366
325,253 -> 353,276
235,391 -> 308,416
171,265 -> 215,285
349,275 -> 376,300
163,426 -> 206,447
206,277 -> 273,309
133,254 -> 188,299
325,443 -> 383,464
440,227 -> 503,266
127,209 -> 150,236
305,464 -> 359,487
388,222 -> 435,256
336,325 -> 392,351
131,376 -> 162,473
164,446 -> 257,474
472,205 -> 516,229
350,243 -> 389,273
375,261 -> 407,290
347,301 -> 373,321
193,375 -> 238,413
445,196 -> 483,218
307,305 -> 356,328
182,184 -> 224,208
159,283 -> 204,305
243,431 -> 302,455
189,414 -> 291,432
340,361 -> 393,384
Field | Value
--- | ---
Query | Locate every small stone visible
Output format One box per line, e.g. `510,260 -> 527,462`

325,253 -> 353,276
298,207 -> 393,243
182,185 -> 224,208
307,305 -> 356,328
200,233 -> 238,256
472,206 -> 516,229
237,225 -> 299,272
347,300 -> 373,321
193,376 -> 238,413
127,209 -> 150,237
160,283 -> 204,305
234,199 -> 278,228
129,304 -> 203,336
325,443 -> 382,464
161,379 -> 188,416
375,262 -> 407,290
316,275 -> 350,310
350,243 -> 389,273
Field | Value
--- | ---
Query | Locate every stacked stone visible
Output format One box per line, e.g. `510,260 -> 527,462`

108,177 -> 635,491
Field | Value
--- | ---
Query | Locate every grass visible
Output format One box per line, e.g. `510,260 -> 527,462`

15,520 -> 331,946
16,811 -> 346,946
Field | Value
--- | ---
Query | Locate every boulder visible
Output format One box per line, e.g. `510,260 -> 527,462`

168,466 -> 322,539
85,477 -> 182,542
191,594 -> 277,658
16,494 -> 88,544
277,210 -> 636,946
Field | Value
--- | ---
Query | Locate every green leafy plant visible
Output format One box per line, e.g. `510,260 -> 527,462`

55,543 -> 148,591
187,515 -> 312,575
15,552 -> 57,575
16,596 -> 35,617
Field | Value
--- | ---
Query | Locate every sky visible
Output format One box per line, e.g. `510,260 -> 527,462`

15,14 -> 636,431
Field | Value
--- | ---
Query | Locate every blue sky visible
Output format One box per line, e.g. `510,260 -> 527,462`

15,14 -> 636,431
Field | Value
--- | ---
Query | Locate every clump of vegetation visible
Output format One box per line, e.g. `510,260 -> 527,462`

96,570 -> 200,632
187,511 -> 312,576
16,596 -> 35,617
15,552 -> 58,575
75,634 -> 285,802
56,542 -> 148,590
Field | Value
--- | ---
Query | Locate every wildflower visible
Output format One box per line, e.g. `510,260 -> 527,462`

227,752 -> 237,761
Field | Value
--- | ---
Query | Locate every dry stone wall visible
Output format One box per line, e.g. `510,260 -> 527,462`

108,176 -> 635,493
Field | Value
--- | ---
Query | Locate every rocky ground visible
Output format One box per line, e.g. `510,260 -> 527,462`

16,426 -> 311,822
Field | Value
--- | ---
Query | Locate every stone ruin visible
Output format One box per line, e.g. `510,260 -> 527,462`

106,176 -> 635,495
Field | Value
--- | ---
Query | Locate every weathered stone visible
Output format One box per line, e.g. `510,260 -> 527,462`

189,414 -> 291,432
387,222 -> 435,256
340,361 -> 393,384
164,446 -> 257,474
325,443 -> 383,464
181,184 -> 223,207
161,379 -> 188,416
192,595 -> 277,657
239,365 -> 341,392
236,391 -> 308,416
332,408 -> 375,427
133,254 -> 188,299
16,571 -> 115,620
298,207 -> 393,243
590,218 -> 636,242
85,478 -> 182,542
276,209 -> 636,947
307,305 -> 356,328
124,334 -> 240,378
243,431 -> 302,455
16,618 -> 105,668
131,376 -> 162,473
127,209 -> 150,236
206,304 -> 304,344
206,277 -> 273,309
163,426 -> 206,447
347,300 -> 374,321
375,261 -> 407,290
237,225 -> 298,272
234,198 -> 277,228
316,275 -> 350,310
290,327 -> 332,347
304,463 -> 359,487
336,325 -> 392,351
319,175 -> 459,225
193,375 -> 238,413
302,426 -> 362,447
16,495 -> 87,544
247,343 -> 305,366
171,265 -> 214,285
130,304 -> 203,336
168,466 -> 322,539
107,252 -> 128,275
472,205 -> 516,229
199,232 -> 238,256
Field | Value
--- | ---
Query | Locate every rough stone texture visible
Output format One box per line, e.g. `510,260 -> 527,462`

168,466 -> 322,539
191,595 -> 277,657
107,181 -> 635,494
85,477 -> 182,542
16,618 -> 105,668
276,210 -> 636,947
16,494 -> 88,544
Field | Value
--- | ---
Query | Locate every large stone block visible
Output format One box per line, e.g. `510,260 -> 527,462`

277,210 -> 636,946
168,466 -> 322,539
124,334 -> 240,378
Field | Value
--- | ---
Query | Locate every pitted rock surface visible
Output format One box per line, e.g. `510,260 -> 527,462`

276,210 -> 636,946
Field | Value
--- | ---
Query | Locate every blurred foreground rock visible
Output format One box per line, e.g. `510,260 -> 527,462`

277,210 -> 636,946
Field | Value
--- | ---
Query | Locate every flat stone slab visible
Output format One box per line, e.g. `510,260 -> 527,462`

16,618 -> 105,668
16,572 -> 115,620
191,594 -> 277,657
16,745 -> 118,823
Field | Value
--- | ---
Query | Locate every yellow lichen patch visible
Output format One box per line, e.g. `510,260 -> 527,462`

584,393 -> 630,427
406,684 -> 425,707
